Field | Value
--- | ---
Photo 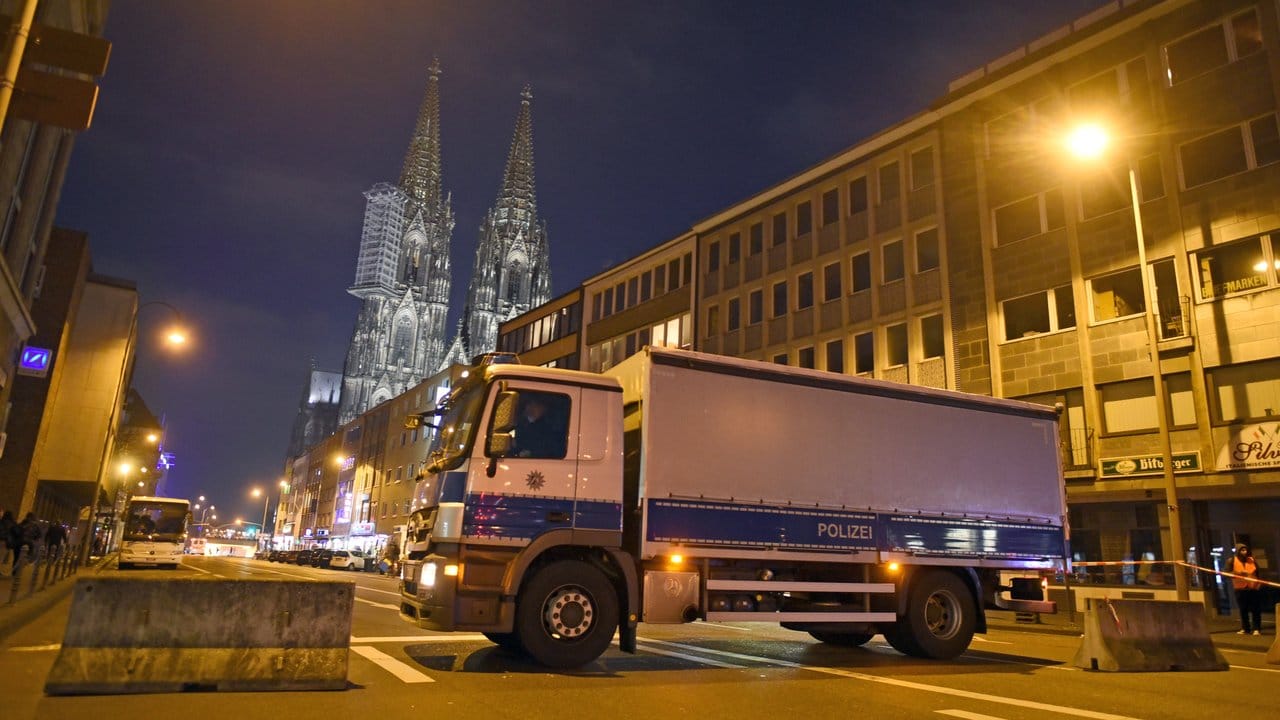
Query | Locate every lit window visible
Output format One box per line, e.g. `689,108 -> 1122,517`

1194,235 -> 1275,300
1090,268 -> 1145,322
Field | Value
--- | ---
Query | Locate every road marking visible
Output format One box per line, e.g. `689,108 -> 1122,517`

632,640 -> 746,668
937,711 -> 1009,720
185,563 -> 215,576
6,644 -> 61,652
969,636 -> 1012,645
355,597 -> 400,610
1230,664 -> 1280,673
690,621 -> 756,633
638,638 -> 1141,720
351,645 -> 435,683
357,586 -> 401,597
351,634 -> 489,643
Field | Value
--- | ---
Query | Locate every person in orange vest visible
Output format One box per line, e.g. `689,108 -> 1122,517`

1232,544 -> 1263,636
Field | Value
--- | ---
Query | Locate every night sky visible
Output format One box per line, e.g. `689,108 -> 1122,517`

56,1 -> 1106,523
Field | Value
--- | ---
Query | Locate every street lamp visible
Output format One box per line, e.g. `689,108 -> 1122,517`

139,300 -> 191,350
1063,122 -> 1189,601
251,487 -> 273,550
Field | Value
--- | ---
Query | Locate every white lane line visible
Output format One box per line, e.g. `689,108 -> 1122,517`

969,636 -> 1012,645
355,597 -> 400,610
351,634 -> 489,643
6,644 -> 61,652
632,641 -> 746,668
957,653 -> 1077,671
690,621 -> 756,633
357,586 -> 402,597
184,563 -> 215,576
351,645 -> 435,683
1230,664 -> 1280,673
937,711 -> 1009,720
638,638 -> 1141,720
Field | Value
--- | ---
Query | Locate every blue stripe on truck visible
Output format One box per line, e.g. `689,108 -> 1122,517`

646,498 -> 1063,560
463,493 -> 621,540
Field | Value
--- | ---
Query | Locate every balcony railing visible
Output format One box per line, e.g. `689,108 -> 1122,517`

1062,427 -> 1093,470
1157,295 -> 1190,340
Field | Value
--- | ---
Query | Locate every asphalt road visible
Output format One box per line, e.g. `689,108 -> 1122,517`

1,555 -> 1275,719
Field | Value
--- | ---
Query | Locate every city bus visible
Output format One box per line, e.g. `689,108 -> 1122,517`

119,495 -> 190,569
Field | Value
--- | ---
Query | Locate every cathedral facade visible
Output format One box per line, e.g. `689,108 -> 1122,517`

338,63 -> 549,424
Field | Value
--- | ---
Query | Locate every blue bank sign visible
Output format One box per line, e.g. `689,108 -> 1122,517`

17,345 -> 52,377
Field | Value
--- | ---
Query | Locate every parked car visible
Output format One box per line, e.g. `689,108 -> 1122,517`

329,549 -> 368,571
277,549 -> 299,563
296,548 -> 316,566
254,549 -> 271,560
311,548 -> 334,569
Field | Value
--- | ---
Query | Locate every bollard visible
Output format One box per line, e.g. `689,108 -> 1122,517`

6,546 -> 28,605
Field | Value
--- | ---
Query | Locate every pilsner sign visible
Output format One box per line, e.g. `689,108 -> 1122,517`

1100,451 -> 1201,478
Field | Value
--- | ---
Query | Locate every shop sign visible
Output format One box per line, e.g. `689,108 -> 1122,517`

352,522 -> 375,536
1099,451 -> 1201,478
1216,422 -> 1280,471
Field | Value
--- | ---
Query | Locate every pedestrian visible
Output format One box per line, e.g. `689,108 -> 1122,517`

45,520 -> 67,555
1231,543 -> 1263,636
0,509 -> 14,574
12,512 -> 43,569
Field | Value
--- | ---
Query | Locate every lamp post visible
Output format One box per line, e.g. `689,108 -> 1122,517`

251,487 -> 271,550
138,300 -> 191,349
1065,123 -> 1189,601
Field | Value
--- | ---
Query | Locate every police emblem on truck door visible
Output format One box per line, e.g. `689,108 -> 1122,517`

525,470 -> 546,491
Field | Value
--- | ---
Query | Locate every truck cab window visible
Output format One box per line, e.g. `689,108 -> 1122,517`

506,391 -> 571,459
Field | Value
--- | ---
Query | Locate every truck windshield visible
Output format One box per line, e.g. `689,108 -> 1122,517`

426,383 -> 487,474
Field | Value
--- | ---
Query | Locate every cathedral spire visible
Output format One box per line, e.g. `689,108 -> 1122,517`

494,84 -> 537,222
399,58 -> 444,205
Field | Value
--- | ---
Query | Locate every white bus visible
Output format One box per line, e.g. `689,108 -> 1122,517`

119,496 -> 190,569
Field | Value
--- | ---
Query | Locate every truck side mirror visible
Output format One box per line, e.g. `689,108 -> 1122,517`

492,391 -> 519,433
487,431 -> 513,458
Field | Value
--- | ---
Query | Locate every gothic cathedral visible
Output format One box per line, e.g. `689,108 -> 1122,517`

338,62 -> 550,424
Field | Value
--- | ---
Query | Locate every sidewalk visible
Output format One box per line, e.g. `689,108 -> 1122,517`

0,554 -> 108,644
985,607 -> 1276,652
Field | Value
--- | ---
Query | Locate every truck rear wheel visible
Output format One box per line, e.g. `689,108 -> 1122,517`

887,569 -> 975,659
808,631 -> 874,647
515,560 -> 618,668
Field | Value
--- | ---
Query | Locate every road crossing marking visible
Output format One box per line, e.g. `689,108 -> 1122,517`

184,563 -> 215,575
632,640 -> 746,668
351,634 -> 489,643
637,638 -> 1141,720
937,711 -> 1010,720
351,645 -> 435,683
355,597 -> 399,610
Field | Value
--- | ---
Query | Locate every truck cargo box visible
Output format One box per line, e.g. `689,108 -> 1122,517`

606,347 -> 1065,563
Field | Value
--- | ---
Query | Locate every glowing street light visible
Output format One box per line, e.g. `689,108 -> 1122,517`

1063,121 -> 1188,601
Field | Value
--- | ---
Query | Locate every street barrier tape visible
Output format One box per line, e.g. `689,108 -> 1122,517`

44,577 -> 355,695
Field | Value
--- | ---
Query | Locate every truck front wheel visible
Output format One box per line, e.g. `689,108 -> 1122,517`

886,569 -> 975,659
515,560 -> 619,668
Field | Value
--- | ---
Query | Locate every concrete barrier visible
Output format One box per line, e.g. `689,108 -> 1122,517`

45,577 -> 354,694
1268,603 -> 1280,666
1071,598 -> 1227,672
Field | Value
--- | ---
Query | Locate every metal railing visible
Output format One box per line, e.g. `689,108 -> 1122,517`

3,543 -> 84,606
1158,295 -> 1190,341
1062,427 -> 1094,469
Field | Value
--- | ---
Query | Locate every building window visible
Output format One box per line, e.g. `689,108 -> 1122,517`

1079,161 -> 1130,220
615,282 -> 626,311
627,277 -> 638,307
1179,114 -> 1280,188
728,233 -> 741,264
750,222 -> 764,252
772,280 -> 787,318
1001,285 -> 1076,341
727,298 -> 741,331
798,346 -> 815,369
773,353 -> 788,365
882,240 -> 904,283
1208,359 -> 1280,425
821,188 -> 839,226
640,271 -> 652,302
825,339 -> 844,373
797,272 -> 814,310
910,147 -> 934,190
601,287 -> 614,318
1163,8 -> 1262,86
854,331 -> 874,373
849,176 -> 868,215
708,241 -> 721,272
748,289 -> 763,325
655,264 -> 667,294
797,201 -> 813,237
1138,154 -> 1164,202
747,227 -> 761,256
1194,234 -> 1276,300
993,189 -> 1065,244
683,252 -> 693,286
851,252 -> 871,292
1099,379 -> 1157,435
915,227 -> 939,272
1166,373 -> 1196,429
822,261 -> 841,302
706,305 -> 719,336
1089,267 -> 1145,323
921,314 -> 943,359
878,162 -> 900,204
591,292 -> 602,322
771,212 -> 787,247
886,323 -> 908,367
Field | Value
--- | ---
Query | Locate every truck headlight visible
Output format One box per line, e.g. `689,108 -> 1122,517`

423,562 -> 437,588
